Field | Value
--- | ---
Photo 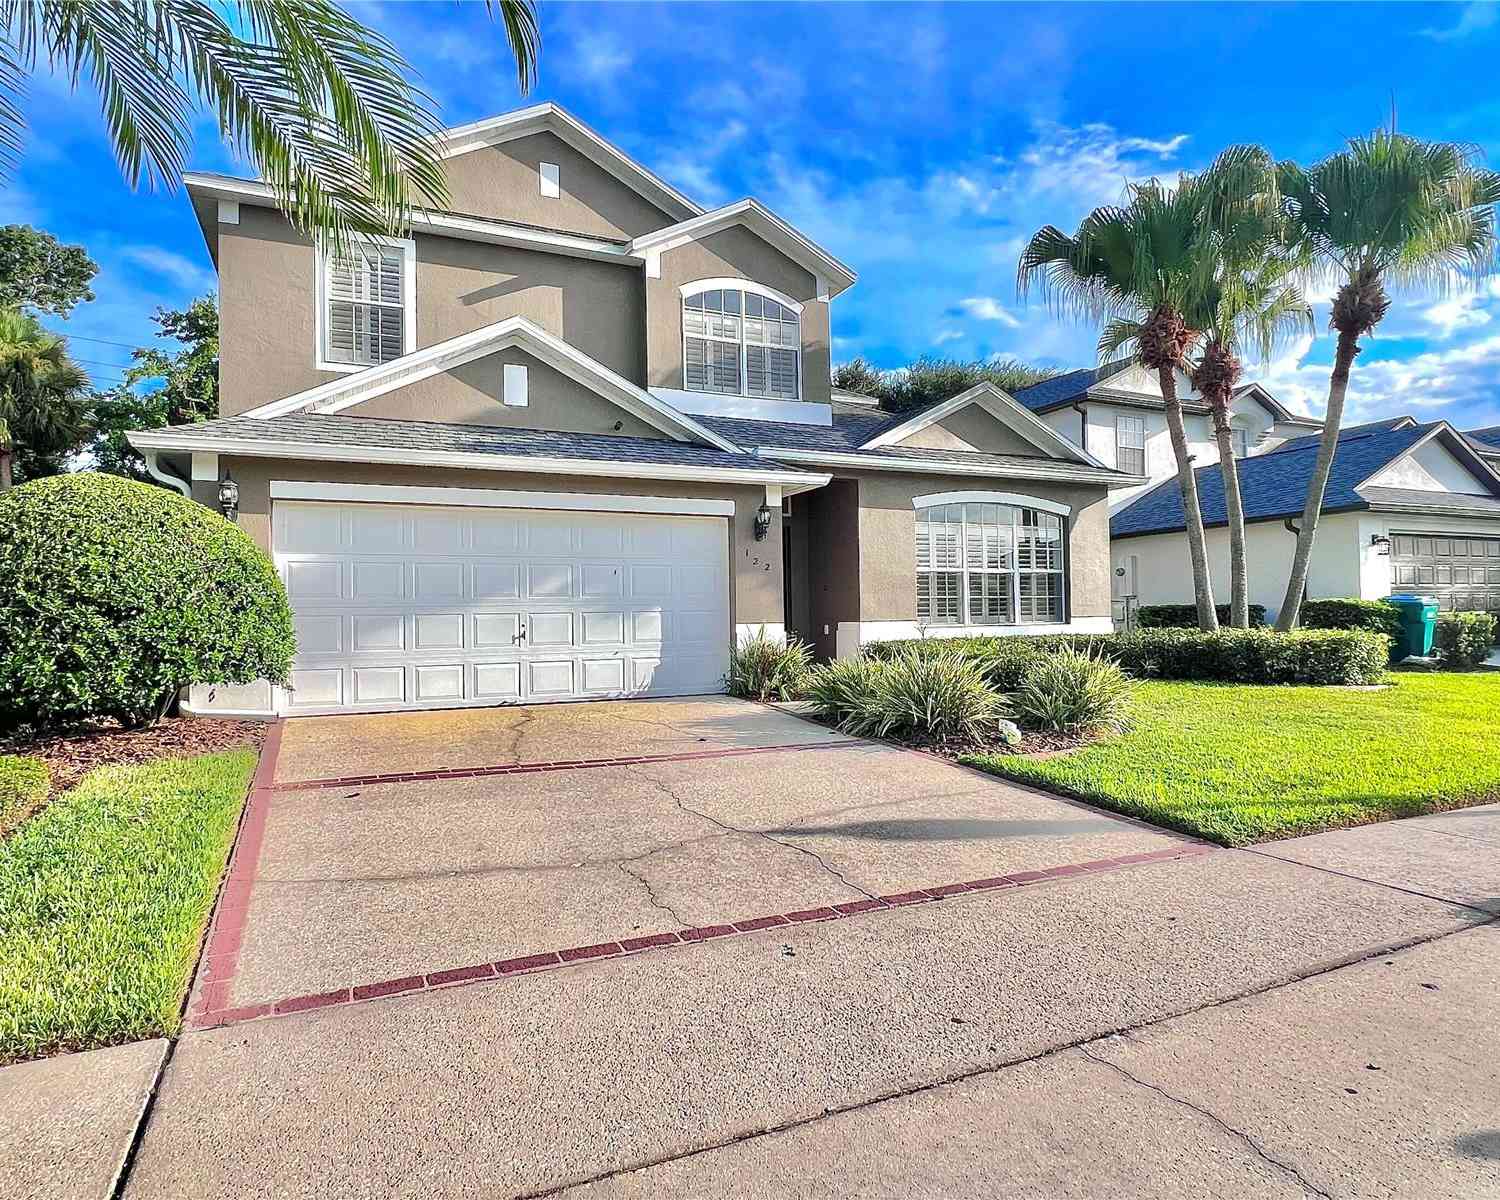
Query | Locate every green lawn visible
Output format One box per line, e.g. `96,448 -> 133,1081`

968,672 -> 1500,847
0,750 -> 255,1062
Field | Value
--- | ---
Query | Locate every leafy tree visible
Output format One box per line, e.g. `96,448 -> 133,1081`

1273,132 -> 1500,630
0,1 -> 540,247
90,297 -> 218,481
831,355 -> 1059,412
1018,148 -> 1276,631
0,224 -> 98,316
0,307 -> 89,487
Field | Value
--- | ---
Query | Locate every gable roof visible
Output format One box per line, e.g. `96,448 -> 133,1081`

238,316 -> 743,453
1011,361 -> 1134,412
858,382 -> 1106,468
1112,420 -> 1500,538
629,199 -> 857,298
1466,424 -> 1500,455
1265,416 -> 1417,457
438,103 -> 702,223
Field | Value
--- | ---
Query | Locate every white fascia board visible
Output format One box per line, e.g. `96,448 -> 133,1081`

630,200 -> 857,297
1362,500 -> 1500,520
127,430 -> 833,490
859,382 -> 1109,470
434,103 -> 702,222
269,480 -> 736,517
234,315 -> 744,454
756,446 -> 1145,488
182,173 -> 642,267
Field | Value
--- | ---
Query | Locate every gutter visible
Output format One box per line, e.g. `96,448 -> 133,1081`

750,446 -> 1145,488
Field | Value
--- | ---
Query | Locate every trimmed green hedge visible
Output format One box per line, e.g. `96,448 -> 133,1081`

0,756 -> 49,833
867,627 -> 1390,686
0,473 -> 296,730
1137,603 -> 1267,629
1435,612 -> 1498,668
1299,598 -> 1402,640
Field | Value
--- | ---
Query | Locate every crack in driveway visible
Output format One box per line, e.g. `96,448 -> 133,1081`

617,861 -> 691,927
1077,1042 -> 1333,1198
628,764 -> 878,902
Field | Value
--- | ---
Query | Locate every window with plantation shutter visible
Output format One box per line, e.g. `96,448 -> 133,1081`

915,502 -> 1066,626
318,239 -> 414,371
682,283 -> 799,400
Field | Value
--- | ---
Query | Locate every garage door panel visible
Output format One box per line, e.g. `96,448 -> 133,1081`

1392,530 -> 1500,611
275,500 -> 729,713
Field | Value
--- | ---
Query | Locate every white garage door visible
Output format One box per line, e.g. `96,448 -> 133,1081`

273,499 -> 731,714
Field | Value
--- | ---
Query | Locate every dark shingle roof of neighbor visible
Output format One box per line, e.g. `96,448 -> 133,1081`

1109,421 -> 1500,538
163,413 -> 784,471
696,409 -> 907,452
1267,416 -> 1415,457
1010,360 -> 1134,412
1466,424 -> 1500,452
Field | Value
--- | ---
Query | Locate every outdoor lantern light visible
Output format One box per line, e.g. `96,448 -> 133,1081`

1371,533 -> 1392,556
218,472 -> 240,522
754,501 -> 772,541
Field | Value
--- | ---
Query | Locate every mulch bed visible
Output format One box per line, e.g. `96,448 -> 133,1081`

795,709 -> 1095,759
1,718 -> 267,797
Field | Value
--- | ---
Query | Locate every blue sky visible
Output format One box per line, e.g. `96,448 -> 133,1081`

8,0 -> 1500,430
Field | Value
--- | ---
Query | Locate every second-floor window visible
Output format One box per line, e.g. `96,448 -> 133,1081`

1230,426 -> 1250,459
318,238 -> 414,370
682,284 -> 800,400
1115,413 -> 1146,475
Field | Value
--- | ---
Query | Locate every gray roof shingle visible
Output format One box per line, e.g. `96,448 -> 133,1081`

1465,424 -> 1500,453
1110,421 -> 1500,538
163,413 -> 781,471
1010,361 -> 1133,412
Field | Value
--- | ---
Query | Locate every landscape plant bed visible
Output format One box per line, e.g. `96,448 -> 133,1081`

0,749 -> 257,1063
0,716 -> 264,798
966,673 -> 1500,847
800,710 -> 1095,758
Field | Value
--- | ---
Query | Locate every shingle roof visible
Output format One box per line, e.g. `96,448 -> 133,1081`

1266,416 -> 1415,457
1109,421 -> 1493,538
1010,361 -> 1133,412
1465,424 -> 1500,453
159,413 -> 781,471
696,409 -> 907,451
1358,486 -> 1500,516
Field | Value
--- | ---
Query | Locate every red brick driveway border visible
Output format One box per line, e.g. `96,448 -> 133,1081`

188,714 -> 1219,1033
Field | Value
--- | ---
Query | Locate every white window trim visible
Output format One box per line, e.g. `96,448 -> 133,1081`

1115,413 -> 1146,475
680,278 -> 804,403
314,234 -> 417,375
539,161 -> 561,198
915,499 -> 1069,628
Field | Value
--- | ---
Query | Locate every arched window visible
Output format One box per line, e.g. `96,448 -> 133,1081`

915,496 -> 1068,626
682,282 -> 800,400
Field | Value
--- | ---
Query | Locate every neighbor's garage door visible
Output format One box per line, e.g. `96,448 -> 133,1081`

273,500 -> 730,714
1390,531 -> 1500,611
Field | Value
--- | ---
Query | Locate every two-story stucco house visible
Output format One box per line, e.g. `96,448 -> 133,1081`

1013,365 -> 1500,621
131,103 -> 1142,717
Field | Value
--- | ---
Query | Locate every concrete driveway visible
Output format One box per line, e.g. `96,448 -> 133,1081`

196,697 -> 1195,1017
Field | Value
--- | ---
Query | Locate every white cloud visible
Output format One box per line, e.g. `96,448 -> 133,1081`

567,29 -> 633,86
120,246 -> 215,294
934,329 -> 964,345
1421,1 -> 1497,40
958,297 -> 1022,327
656,119 -> 747,209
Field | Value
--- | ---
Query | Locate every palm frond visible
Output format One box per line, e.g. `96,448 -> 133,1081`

481,0 -> 540,95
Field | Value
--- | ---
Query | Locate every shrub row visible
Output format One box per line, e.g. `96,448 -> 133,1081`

868,626 -> 1390,686
0,755 -> 49,833
1435,611 -> 1498,668
1136,603 -> 1267,629
1299,598 -> 1403,640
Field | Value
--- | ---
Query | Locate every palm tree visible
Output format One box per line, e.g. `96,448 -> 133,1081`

0,1 -> 540,247
0,307 -> 89,487
1191,254 -> 1313,626
1273,132 -> 1500,630
1019,148 -> 1275,631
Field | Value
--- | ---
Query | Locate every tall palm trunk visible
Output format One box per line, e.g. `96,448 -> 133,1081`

1275,267 -> 1387,631
1159,366 -> 1220,631
1196,341 -> 1249,627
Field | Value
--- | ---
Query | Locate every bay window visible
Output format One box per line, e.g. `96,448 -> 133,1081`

916,501 -> 1066,626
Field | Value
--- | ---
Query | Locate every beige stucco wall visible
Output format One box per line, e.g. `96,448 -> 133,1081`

218,206 -> 645,416
202,457 -> 784,627
896,407 -> 1048,455
441,131 -> 676,239
644,227 -> 832,406
853,472 -> 1115,622
350,346 -> 662,437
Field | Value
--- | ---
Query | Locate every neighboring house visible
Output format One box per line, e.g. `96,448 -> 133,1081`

1012,361 -> 1323,514
130,103 -> 1142,717
1466,425 -> 1500,472
1109,417 -> 1500,619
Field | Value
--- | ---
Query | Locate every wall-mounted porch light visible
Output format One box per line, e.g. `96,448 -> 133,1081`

1370,533 -> 1391,556
218,472 -> 240,522
753,501 -> 772,541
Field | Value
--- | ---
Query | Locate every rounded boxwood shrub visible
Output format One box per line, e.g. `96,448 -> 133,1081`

1298,597 -> 1401,641
0,473 -> 295,730
1434,611 -> 1498,668
1136,603 -> 1267,629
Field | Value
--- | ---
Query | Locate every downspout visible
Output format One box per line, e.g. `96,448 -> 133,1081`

1280,517 -> 1304,625
1071,401 -> 1089,456
142,449 -> 193,499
